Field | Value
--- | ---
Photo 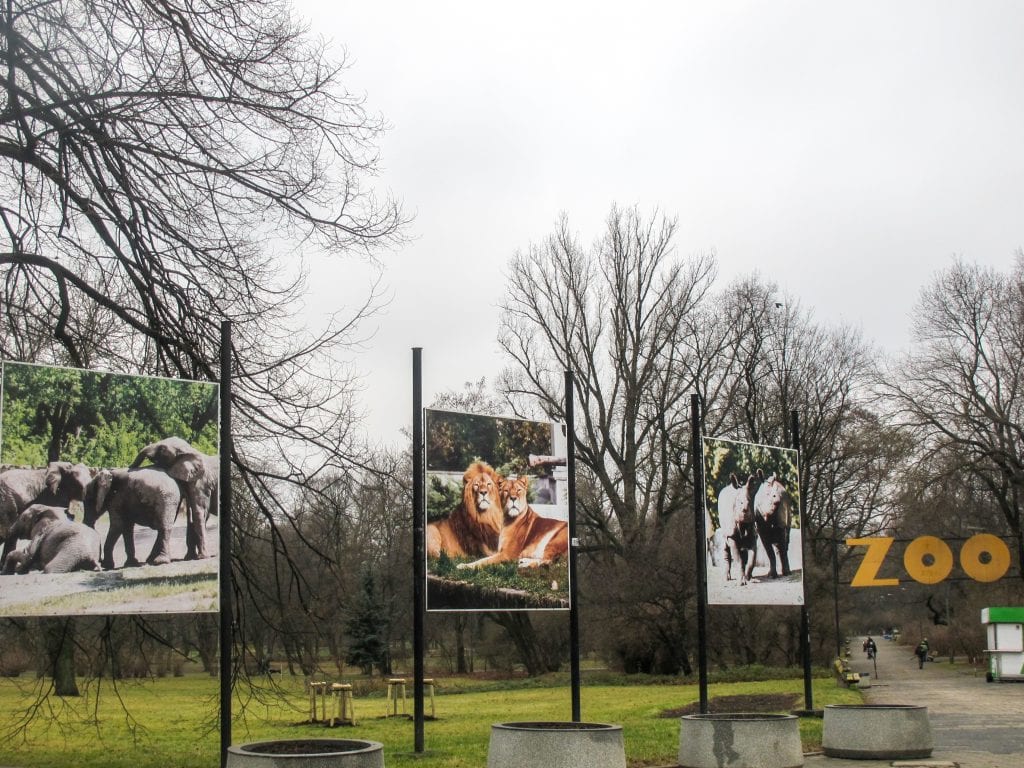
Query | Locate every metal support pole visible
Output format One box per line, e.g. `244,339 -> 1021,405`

219,320 -> 233,768
565,370 -> 581,721
791,410 -> 813,711
692,394 -> 709,713
832,532 -> 842,659
412,349 -> 425,752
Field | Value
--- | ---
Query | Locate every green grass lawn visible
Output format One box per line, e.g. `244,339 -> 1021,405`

0,671 -> 862,768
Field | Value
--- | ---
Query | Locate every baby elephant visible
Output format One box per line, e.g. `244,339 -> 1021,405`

2,504 -> 101,574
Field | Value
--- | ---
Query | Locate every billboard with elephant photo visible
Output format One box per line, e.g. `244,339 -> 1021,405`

0,361 -> 220,616
424,408 -> 570,611
702,436 -> 803,606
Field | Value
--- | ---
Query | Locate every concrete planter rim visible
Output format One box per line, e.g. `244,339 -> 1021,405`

681,712 -> 798,721
492,721 -> 621,731
824,703 -> 924,710
230,739 -> 383,757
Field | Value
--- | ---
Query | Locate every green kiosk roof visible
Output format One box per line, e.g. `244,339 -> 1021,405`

981,606 -> 1024,624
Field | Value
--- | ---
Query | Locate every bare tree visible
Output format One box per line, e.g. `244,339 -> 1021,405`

882,257 -> 1024,578
684,275 -> 892,658
498,205 -> 715,672
500,206 -> 715,555
1,0 -> 405,699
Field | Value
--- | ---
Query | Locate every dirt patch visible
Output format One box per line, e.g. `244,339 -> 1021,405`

660,692 -> 800,718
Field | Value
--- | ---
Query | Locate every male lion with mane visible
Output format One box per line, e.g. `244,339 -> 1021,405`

457,475 -> 568,569
426,461 -> 503,559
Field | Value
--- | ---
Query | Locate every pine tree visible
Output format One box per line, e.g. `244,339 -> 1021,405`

345,569 -> 389,675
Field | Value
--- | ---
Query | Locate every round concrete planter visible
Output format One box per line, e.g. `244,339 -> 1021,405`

488,722 -> 626,768
822,704 -> 932,759
226,739 -> 384,768
678,713 -> 803,768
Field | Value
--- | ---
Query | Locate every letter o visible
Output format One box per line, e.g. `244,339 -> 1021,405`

904,536 -> 953,584
960,534 -> 1011,583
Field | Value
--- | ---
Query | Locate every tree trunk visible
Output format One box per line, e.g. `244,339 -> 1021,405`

42,618 -> 79,696
456,615 -> 468,674
487,612 -> 559,676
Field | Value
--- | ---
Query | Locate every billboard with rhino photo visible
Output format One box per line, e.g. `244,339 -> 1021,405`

424,408 -> 570,611
702,436 -> 803,606
0,361 -> 219,616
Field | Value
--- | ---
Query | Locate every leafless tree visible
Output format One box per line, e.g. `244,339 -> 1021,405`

881,257 -> 1024,579
498,205 -> 715,672
1,0 -> 405,700
500,215 -> 889,668
684,275 -> 894,657
500,205 -> 716,555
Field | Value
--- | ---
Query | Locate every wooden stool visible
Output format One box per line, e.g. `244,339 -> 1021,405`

308,681 -> 328,722
330,683 -> 355,726
423,677 -> 436,718
385,678 -> 407,717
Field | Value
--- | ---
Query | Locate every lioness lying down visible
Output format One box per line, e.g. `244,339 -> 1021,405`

457,475 -> 568,570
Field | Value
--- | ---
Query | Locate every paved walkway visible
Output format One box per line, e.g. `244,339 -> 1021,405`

805,635 -> 1024,768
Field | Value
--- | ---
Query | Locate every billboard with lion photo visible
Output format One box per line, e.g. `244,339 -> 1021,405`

0,361 -> 220,617
424,408 -> 570,611
702,435 -> 803,606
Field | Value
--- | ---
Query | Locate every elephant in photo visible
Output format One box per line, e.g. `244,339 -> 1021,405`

1,548 -> 29,575
83,467 -> 184,569
1,503 -> 101,574
130,438 -> 218,561
130,437 -> 218,560
0,462 -> 92,560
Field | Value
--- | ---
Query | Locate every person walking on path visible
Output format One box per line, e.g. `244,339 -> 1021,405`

914,637 -> 929,669
863,636 -> 877,659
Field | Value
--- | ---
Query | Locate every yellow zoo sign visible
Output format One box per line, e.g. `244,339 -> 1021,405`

847,534 -> 1012,587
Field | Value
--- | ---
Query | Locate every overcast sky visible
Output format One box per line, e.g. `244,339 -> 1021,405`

293,1 -> 1024,445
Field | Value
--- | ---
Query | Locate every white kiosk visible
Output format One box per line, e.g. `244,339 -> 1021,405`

981,606 -> 1024,682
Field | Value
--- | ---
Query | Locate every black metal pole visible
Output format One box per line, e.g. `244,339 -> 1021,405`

791,410 -> 813,711
565,370 -> 581,722
691,394 -> 709,714
219,320 -> 233,768
412,349 -> 425,752
832,531 -> 842,659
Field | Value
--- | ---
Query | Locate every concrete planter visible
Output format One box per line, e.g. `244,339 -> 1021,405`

678,713 -> 803,768
822,704 -> 932,759
488,721 -> 626,768
226,739 -> 384,768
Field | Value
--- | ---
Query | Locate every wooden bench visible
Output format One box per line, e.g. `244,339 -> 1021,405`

833,657 -> 860,687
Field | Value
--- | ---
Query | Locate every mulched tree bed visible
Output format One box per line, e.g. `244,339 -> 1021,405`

240,739 -> 374,754
660,692 -> 800,718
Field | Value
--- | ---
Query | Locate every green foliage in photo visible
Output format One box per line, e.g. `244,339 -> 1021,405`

702,436 -> 800,528
425,409 -> 553,475
431,553 -> 569,605
427,473 -> 463,523
0,362 -> 218,466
